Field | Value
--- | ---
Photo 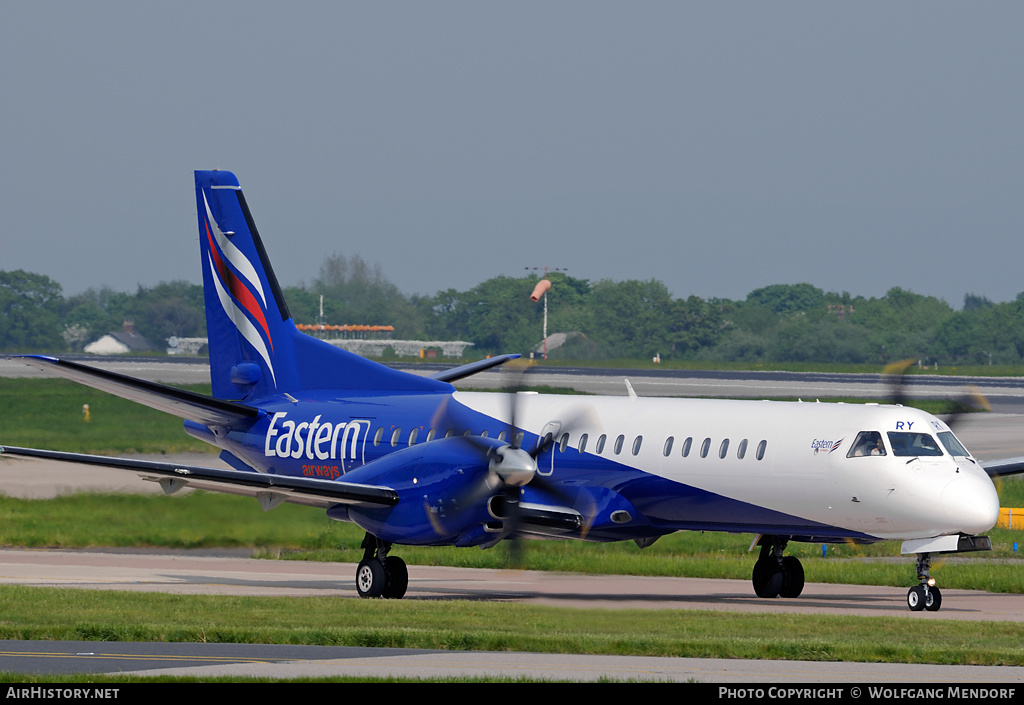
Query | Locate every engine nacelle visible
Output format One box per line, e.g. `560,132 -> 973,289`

331,435 -> 501,546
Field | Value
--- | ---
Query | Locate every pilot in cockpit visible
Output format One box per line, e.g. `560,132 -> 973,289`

850,431 -> 886,457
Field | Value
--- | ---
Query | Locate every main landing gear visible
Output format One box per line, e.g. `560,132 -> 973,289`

355,534 -> 408,599
906,552 -> 941,612
751,536 -> 804,599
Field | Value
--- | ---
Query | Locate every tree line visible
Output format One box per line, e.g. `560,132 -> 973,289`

3,255 -> 1024,367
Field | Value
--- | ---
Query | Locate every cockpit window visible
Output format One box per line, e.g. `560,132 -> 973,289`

847,431 -> 886,457
887,432 -> 943,457
937,431 -> 970,457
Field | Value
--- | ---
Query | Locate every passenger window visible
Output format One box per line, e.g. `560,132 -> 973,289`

596,434 -> 607,454
663,436 -> 674,457
559,433 -> 569,453
632,436 -> 643,455
498,430 -> 507,442
737,439 -> 748,459
514,431 -> 525,447
614,434 -> 625,454
700,438 -> 711,458
480,430 -> 489,438
426,428 -> 436,442
391,428 -> 402,447
681,437 -> 692,457
408,428 -> 419,446
756,440 -> 767,460
578,433 -> 589,453
847,431 -> 886,458
373,427 -> 384,446
719,439 -> 729,459
444,429 -> 454,438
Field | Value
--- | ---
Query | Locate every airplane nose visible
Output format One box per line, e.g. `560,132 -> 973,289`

941,474 -> 1000,534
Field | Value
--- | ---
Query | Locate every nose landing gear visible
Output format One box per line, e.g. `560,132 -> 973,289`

906,552 -> 941,611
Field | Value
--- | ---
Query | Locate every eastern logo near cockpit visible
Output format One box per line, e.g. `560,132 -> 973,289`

810,438 -> 844,455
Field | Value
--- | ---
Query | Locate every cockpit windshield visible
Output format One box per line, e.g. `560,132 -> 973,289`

937,431 -> 970,457
886,431 -> 943,457
848,431 -> 886,457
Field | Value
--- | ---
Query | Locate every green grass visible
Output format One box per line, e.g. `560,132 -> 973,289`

0,585 -> 1022,665
0,379 -> 215,455
0,492 -> 327,549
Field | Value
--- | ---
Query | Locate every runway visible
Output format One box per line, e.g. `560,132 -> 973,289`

3,639 -> 1024,682
2,547 -> 1023,620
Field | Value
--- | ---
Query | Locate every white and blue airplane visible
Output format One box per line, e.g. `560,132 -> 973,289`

3,170 -> 1019,611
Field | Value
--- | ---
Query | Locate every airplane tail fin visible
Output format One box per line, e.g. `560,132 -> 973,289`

195,170 -> 450,400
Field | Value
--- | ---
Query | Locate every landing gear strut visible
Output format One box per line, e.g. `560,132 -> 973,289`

906,552 -> 941,612
355,534 -> 408,599
751,536 -> 804,599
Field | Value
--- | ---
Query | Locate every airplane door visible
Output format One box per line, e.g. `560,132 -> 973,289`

537,420 -> 562,477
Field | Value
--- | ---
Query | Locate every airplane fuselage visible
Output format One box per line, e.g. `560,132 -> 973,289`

184,391 -> 1000,547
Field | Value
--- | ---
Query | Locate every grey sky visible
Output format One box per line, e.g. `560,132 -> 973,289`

2,2 -> 1022,308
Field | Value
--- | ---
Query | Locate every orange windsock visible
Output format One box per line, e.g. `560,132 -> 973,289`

530,279 -> 552,302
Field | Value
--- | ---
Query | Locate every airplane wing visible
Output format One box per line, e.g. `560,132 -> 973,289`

0,445 -> 398,510
9,355 -> 258,426
980,456 -> 1024,479
0,444 -> 578,536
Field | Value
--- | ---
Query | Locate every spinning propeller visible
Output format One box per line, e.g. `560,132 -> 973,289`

884,359 -> 990,430
445,365 -> 597,565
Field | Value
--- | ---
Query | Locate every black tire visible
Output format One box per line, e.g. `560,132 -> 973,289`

779,556 -> 805,598
752,560 -> 782,598
383,556 -> 409,599
356,559 -> 386,598
924,585 -> 942,612
907,585 -> 925,611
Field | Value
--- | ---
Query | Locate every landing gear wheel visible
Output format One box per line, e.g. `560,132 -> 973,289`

907,552 -> 942,612
752,560 -> 782,598
907,585 -> 925,611
356,559 -> 386,598
779,556 -> 805,598
383,556 -> 408,599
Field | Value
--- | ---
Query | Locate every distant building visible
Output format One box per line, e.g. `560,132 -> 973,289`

296,323 -> 473,357
84,320 -> 157,355
165,324 -> 476,358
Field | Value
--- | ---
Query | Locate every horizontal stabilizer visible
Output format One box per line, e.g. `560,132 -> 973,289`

980,456 -> 1024,478
430,354 -> 521,383
10,355 -> 258,426
0,445 -> 398,509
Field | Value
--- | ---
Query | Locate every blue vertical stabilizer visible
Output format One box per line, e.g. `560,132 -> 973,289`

195,170 -> 451,400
